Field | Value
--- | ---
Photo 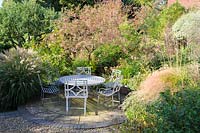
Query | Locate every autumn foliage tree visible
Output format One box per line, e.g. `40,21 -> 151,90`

46,0 -> 126,61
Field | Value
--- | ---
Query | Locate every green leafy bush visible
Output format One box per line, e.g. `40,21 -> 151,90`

148,52 -> 167,70
59,0 -> 95,9
119,59 -> 143,79
121,94 -> 156,132
94,44 -> 124,73
35,42 -> 71,76
72,58 -> 89,67
0,0 -> 57,51
119,22 -> 141,54
143,2 -> 185,39
122,68 -> 200,132
122,87 -> 200,132
0,47 -> 44,111
152,87 -> 200,132
134,0 -> 154,6
123,72 -> 149,91
72,58 -> 90,72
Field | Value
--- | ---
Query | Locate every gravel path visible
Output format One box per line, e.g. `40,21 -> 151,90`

0,111 -> 121,133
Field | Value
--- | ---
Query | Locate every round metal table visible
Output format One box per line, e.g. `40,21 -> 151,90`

59,75 -> 105,86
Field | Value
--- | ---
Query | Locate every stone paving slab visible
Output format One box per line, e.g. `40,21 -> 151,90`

0,112 -> 121,132
0,111 -> 20,118
17,98 -> 126,129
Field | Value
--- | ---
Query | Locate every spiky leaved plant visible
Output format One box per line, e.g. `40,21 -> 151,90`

0,47 -> 44,111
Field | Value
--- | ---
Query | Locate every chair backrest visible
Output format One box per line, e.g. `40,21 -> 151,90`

110,69 -> 121,81
76,67 -> 91,75
112,77 -> 122,93
64,80 -> 88,98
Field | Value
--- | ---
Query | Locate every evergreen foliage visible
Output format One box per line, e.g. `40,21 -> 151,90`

0,0 -> 57,51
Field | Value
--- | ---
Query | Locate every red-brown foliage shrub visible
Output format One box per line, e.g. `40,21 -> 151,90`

47,0 -> 126,60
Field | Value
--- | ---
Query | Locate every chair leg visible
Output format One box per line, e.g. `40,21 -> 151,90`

112,95 -> 114,106
97,95 -> 100,104
66,98 -> 69,112
41,91 -> 44,99
84,98 -> 87,115
41,92 -> 44,104
96,95 -> 100,115
118,91 -> 121,103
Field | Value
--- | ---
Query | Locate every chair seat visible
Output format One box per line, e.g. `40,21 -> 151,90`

67,92 -> 88,98
103,82 -> 115,88
42,86 -> 59,94
98,88 -> 114,96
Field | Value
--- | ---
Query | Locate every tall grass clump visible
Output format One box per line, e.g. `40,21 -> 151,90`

0,47 -> 44,111
121,66 -> 200,132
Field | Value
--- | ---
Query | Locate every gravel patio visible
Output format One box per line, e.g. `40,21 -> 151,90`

0,95 -> 126,132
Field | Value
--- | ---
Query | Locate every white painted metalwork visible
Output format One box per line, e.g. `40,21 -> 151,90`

38,74 -> 59,99
104,69 -> 122,88
64,80 -> 88,115
76,67 -> 91,75
59,75 -> 105,86
97,77 -> 122,106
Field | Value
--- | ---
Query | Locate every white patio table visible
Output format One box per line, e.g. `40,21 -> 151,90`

59,75 -> 105,86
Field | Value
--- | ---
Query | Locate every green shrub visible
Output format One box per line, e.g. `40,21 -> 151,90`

119,59 -> 142,79
122,87 -> 200,132
148,52 -> 168,70
94,44 -> 124,72
35,42 -> 71,76
152,88 -> 200,132
72,58 -> 91,72
143,2 -> 185,39
118,58 -> 149,90
124,72 -> 149,91
119,22 -> 141,54
72,58 -> 89,67
121,94 -> 156,132
122,64 -> 200,132
0,47 -> 44,111
134,0 -> 154,6
0,0 -> 57,51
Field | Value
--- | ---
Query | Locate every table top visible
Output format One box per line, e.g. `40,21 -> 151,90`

59,75 -> 105,86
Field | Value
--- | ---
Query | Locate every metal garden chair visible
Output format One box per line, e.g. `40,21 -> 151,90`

64,80 -> 88,115
97,77 -> 122,106
38,74 -> 59,99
